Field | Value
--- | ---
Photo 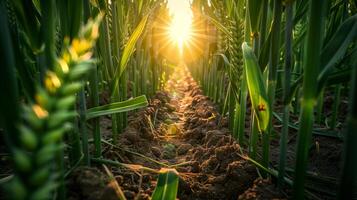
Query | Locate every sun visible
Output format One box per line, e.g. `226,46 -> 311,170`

168,16 -> 192,53
167,0 -> 193,54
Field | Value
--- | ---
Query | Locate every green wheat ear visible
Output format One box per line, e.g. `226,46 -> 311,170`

6,14 -> 103,200
228,16 -> 244,99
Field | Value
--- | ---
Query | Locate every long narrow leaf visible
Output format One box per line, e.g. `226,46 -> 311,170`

272,112 -> 343,139
86,95 -> 148,120
318,14 -> 357,89
151,168 -> 179,200
242,42 -> 270,132
111,15 -> 148,95
247,0 -> 263,33
0,1 -> 20,146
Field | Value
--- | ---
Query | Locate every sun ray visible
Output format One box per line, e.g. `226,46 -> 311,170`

167,0 -> 193,55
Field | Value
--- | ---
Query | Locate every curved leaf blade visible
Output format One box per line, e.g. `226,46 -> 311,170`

111,15 -> 148,95
86,95 -> 148,120
242,42 -> 270,132
151,168 -> 179,200
318,14 -> 357,86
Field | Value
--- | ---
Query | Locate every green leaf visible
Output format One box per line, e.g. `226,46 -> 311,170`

86,95 -> 148,120
151,168 -> 179,200
111,15 -> 148,95
272,112 -> 343,140
11,0 -> 41,49
318,14 -> 357,89
242,42 -> 270,132
247,0 -> 263,32
0,1 -> 21,147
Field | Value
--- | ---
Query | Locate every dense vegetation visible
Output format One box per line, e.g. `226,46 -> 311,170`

0,0 -> 356,199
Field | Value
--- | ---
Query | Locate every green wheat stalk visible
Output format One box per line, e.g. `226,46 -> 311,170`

5,15 -> 103,200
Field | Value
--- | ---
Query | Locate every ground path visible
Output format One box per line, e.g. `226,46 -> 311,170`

68,65 -> 285,200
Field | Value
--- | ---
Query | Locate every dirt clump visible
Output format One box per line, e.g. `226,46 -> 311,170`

238,178 -> 288,200
67,167 -> 118,200
177,143 -> 193,155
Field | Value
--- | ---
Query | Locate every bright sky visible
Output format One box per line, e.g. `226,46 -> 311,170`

167,0 -> 193,54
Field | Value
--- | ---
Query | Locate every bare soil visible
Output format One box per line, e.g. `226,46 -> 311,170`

67,67 -> 285,200
0,67 -> 345,200
67,66 -> 344,200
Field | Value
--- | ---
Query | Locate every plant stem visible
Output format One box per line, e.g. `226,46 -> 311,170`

267,0 -> 283,167
338,53 -> 357,199
278,0 -> 294,189
89,65 -> 102,158
249,113 -> 259,159
293,1 -> 327,199
79,87 -> 90,165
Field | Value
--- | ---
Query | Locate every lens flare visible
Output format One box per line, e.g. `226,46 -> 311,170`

167,0 -> 193,55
